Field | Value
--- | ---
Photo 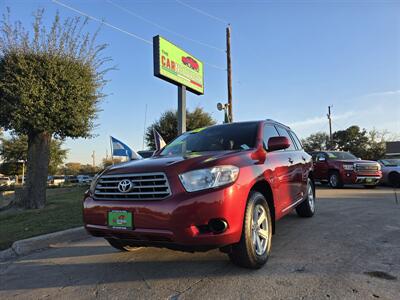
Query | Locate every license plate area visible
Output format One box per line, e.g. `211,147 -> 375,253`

108,210 -> 133,229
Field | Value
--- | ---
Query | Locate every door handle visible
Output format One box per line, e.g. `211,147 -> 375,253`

302,156 -> 306,161
288,157 -> 294,164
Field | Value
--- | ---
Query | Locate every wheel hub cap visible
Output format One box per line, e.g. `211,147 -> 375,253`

252,204 -> 269,256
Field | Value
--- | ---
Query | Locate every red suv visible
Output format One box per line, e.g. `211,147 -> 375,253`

311,151 -> 382,188
84,120 -> 315,269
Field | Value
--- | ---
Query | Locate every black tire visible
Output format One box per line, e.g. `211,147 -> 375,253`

228,191 -> 272,269
106,238 -> 138,252
296,178 -> 316,218
389,172 -> 400,188
329,171 -> 343,188
364,185 -> 376,189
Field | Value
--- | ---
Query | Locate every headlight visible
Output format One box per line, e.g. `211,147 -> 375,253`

343,164 -> 354,171
179,165 -> 239,192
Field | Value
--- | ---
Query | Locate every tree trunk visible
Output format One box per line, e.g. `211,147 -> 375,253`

21,132 -> 51,209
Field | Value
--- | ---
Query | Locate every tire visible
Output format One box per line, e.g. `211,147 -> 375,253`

364,185 -> 376,189
329,171 -> 343,188
388,172 -> 400,188
106,238 -> 139,252
296,178 -> 316,218
228,191 -> 272,269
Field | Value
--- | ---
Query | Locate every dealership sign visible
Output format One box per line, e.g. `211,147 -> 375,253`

153,35 -> 204,95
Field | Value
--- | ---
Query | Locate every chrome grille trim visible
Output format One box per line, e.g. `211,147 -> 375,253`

355,163 -> 379,174
94,172 -> 171,201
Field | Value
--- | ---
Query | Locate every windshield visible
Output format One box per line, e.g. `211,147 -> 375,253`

160,122 -> 259,157
379,159 -> 400,166
326,151 -> 357,160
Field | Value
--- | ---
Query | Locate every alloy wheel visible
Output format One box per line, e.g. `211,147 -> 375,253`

252,204 -> 269,256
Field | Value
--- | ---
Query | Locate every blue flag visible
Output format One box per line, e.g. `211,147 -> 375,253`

110,136 -> 142,159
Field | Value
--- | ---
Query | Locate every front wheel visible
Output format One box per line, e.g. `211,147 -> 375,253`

296,178 -> 316,218
228,191 -> 272,269
329,171 -> 343,188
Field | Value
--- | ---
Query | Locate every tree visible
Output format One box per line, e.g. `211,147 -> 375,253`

102,157 -> 123,168
332,126 -> 369,158
301,132 -> 330,153
364,129 -> 387,161
145,107 -> 216,149
0,9 -> 111,208
0,134 -> 68,175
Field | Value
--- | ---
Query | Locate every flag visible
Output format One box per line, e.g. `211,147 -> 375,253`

153,128 -> 166,151
110,136 -> 142,160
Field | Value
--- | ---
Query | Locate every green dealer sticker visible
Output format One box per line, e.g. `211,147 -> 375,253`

108,211 -> 132,229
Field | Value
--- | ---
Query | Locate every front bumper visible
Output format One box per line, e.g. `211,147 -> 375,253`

342,170 -> 382,185
83,179 -> 250,250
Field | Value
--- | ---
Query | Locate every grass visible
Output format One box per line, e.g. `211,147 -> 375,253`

0,186 -> 87,250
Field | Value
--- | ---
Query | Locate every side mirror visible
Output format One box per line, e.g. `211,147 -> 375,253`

318,157 -> 326,162
268,136 -> 290,151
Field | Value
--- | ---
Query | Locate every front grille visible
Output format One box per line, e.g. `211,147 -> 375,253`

355,163 -> 379,174
94,172 -> 171,200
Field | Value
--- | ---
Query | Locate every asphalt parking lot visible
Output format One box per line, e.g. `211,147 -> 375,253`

1,186 -> 399,300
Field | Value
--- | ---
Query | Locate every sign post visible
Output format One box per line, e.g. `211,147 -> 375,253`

153,35 -> 204,135
177,85 -> 186,134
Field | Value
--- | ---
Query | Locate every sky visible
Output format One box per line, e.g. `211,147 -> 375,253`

1,0 -> 399,165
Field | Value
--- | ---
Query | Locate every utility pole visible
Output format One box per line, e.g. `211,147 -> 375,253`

226,25 -> 233,122
91,150 -> 95,168
327,106 -> 333,145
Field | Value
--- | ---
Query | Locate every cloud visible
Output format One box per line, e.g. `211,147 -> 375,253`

288,111 -> 355,130
363,90 -> 400,98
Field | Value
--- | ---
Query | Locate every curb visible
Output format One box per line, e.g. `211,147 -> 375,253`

0,226 -> 88,262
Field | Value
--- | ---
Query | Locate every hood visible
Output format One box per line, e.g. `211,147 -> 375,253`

104,150 -> 250,175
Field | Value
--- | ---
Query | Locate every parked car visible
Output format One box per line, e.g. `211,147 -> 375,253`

378,158 -> 400,187
47,175 -> 65,186
77,175 -> 92,184
83,120 -> 316,269
311,151 -> 382,188
0,176 -> 14,187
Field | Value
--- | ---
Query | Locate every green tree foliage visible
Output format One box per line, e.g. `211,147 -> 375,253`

145,107 -> 216,149
0,9 -> 111,208
301,132 -> 330,153
302,125 -> 391,160
0,134 -> 68,175
102,157 -> 123,168
332,126 -> 369,158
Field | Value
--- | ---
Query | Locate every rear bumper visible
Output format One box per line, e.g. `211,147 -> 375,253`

83,181 -> 249,250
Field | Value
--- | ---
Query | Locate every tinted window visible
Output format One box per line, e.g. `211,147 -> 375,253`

276,126 -> 296,151
325,151 -> 357,160
160,122 -> 259,156
290,131 -> 303,149
263,124 -> 280,149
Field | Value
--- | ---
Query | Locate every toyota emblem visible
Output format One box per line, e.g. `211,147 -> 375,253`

118,179 -> 133,193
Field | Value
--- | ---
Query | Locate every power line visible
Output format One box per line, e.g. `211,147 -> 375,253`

107,0 -> 225,53
52,0 -> 225,71
175,0 -> 228,25
52,0 -> 152,45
